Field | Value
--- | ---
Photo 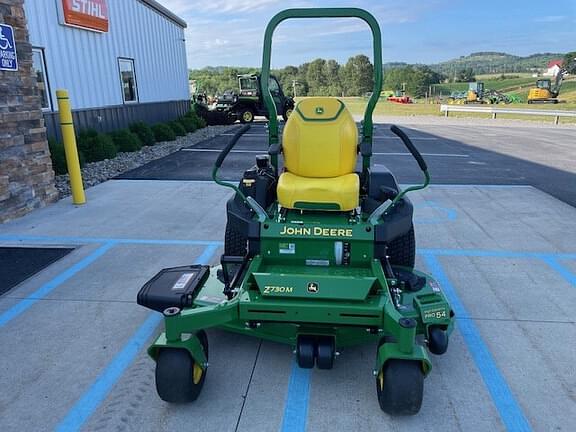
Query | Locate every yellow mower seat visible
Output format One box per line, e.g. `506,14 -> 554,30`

277,97 -> 359,211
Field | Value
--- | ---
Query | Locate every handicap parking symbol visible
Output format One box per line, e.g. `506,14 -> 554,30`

0,23 -> 18,71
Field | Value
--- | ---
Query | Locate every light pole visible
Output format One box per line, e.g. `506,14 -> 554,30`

292,79 -> 300,98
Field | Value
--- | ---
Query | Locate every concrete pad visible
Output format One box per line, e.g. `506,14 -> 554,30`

0,245 -> 210,431
561,259 -> 576,276
42,244 -> 206,302
435,256 -> 576,321
307,332 -> 504,432
83,330 -> 261,432
414,186 -> 576,253
0,173 -> 575,431
0,180 -> 231,241
235,341 -> 294,432
435,256 -> 576,431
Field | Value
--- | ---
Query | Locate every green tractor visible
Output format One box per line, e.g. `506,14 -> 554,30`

232,73 -> 295,123
137,8 -> 455,416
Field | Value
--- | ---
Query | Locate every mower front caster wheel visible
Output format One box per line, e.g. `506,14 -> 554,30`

316,338 -> 335,370
155,330 -> 208,403
376,359 -> 423,415
428,326 -> 449,355
296,336 -> 315,368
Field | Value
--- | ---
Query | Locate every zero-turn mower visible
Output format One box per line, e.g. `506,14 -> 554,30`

137,8 -> 455,416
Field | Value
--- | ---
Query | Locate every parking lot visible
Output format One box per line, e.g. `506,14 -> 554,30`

1,119 -> 575,431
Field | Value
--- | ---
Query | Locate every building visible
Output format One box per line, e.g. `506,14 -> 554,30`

25,0 -> 190,140
0,0 -> 189,223
544,59 -> 563,77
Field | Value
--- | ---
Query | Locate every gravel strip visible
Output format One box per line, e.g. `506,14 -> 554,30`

54,125 -> 237,199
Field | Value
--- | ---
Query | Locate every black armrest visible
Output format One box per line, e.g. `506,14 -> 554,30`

268,143 -> 282,155
360,141 -> 372,157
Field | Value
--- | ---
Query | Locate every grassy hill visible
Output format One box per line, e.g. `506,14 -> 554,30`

429,52 -> 564,75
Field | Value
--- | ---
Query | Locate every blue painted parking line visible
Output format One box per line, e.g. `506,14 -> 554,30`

420,249 -> 576,260
0,242 -> 116,328
421,184 -> 533,189
423,254 -> 532,432
539,256 -> 576,286
414,200 -> 457,224
281,362 -> 311,432
56,243 -> 220,432
0,234 -> 222,246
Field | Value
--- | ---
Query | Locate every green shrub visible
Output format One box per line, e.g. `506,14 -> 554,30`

129,122 -> 155,146
152,123 -> 176,142
77,130 -> 117,162
110,129 -> 142,152
178,116 -> 197,133
48,138 -> 67,175
48,137 -> 85,175
185,110 -> 207,129
168,120 -> 187,137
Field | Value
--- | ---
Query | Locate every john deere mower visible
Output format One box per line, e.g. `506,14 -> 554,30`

137,8 -> 455,416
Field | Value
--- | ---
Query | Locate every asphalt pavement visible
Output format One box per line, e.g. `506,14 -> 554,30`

117,120 -> 576,207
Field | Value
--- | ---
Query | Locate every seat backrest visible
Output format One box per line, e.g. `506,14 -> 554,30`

282,97 -> 358,178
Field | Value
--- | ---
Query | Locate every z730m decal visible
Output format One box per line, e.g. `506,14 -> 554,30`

263,286 -> 294,294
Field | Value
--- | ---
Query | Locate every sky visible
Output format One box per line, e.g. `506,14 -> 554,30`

157,0 -> 576,69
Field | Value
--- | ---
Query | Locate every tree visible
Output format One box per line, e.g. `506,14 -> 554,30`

563,51 -> 576,74
306,58 -> 327,95
383,67 -> 409,94
455,67 -> 475,83
341,55 -> 374,96
384,65 -> 443,98
276,65 -> 299,97
323,59 -> 342,96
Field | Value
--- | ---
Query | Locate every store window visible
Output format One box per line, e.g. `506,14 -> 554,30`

32,49 -> 51,111
118,58 -> 138,103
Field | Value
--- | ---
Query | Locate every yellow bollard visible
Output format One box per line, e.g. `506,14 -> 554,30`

56,89 -> 86,205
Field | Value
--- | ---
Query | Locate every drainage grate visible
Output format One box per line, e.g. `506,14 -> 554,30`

0,247 -> 74,295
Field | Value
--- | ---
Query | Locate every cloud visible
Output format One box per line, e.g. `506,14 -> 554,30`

159,0 -> 283,14
163,0 -> 556,68
533,15 -> 567,23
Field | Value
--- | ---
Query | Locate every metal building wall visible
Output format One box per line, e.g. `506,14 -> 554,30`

25,0 -> 189,110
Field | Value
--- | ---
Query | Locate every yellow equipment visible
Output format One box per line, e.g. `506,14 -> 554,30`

277,97 -> 359,211
528,74 -> 563,104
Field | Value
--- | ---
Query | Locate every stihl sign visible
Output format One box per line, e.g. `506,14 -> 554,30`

61,0 -> 109,32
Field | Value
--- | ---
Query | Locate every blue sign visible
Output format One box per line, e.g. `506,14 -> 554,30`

0,23 -> 18,71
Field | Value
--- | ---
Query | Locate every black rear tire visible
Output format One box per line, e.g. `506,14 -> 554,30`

155,330 -> 208,403
387,225 -> 416,268
376,359 -> 424,415
224,222 -> 247,256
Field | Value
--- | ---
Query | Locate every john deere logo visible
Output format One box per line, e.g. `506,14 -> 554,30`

307,282 -> 319,293
315,106 -> 324,115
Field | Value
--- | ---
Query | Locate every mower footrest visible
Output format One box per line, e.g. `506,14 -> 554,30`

137,265 -> 210,313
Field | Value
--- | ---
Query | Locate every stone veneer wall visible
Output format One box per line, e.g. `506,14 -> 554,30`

0,0 -> 57,223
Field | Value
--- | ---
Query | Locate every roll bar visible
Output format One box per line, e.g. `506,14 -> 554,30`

260,8 -> 383,172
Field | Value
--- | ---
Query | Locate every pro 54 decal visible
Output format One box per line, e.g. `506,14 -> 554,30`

422,307 -> 448,322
